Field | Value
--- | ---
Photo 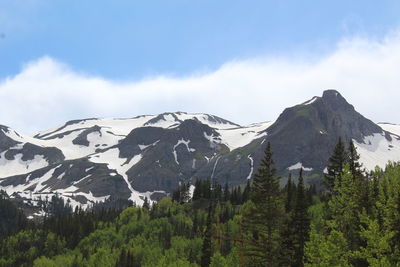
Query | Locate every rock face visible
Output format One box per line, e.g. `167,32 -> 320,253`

259,90 -> 384,173
1,90 -> 400,209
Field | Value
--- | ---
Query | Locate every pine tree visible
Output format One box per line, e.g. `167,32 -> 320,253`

325,137 -> 348,194
244,142 -> 284,266
328,165 -> 362,251
285,173 -> 294,213
347,140 -> 370,214
292,168 -> 310,267
347,140 -> 363,179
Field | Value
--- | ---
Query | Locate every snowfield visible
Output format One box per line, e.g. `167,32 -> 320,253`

354,132 -> 400,171
378,123 -> 400,137
216,121 -> 273,150
1,111 -> 400,212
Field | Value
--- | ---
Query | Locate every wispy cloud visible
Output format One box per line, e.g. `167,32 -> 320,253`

1,31 -> 400,134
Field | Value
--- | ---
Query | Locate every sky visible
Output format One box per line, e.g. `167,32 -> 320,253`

1,0 -> 400,134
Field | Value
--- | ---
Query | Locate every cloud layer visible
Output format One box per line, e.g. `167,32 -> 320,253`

1,32 -> 400,135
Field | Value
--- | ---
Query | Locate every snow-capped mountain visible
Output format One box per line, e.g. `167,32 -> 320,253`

0,112 -> 272,208
1,90 -> 399,211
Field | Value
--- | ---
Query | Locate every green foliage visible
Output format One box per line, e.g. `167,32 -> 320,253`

1,229 -> 66,266
2,140 -> 400,267
210,252 -> 228,267
201,204 -> 214,267
305,227 -> 350,267
306,147 -> 400,266
328,165 -> 362,250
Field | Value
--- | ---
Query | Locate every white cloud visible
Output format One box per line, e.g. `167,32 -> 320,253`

1,32 -> 400,135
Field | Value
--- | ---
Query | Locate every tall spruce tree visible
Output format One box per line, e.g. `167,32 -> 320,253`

328,165 -> 362,251
325,137 -> 348,194
347,140 -> 363,179
244,142 -> 284,266
292,168 -> 310,267
285,173 -> 294,213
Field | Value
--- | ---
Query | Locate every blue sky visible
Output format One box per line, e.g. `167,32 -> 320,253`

1,1 -> 400,134
2,0 -> 399,79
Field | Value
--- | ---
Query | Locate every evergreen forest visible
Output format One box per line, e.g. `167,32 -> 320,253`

1,140 -> 400,267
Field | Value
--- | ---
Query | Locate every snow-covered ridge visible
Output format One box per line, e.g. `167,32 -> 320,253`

216,121 -> 274,150
30,113 -> 272,158
0,113 -> 274,185
35,112 -> 239,139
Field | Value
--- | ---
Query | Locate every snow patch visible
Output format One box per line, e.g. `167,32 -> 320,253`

192,159 -> 196,169
216,121 -> 273,150
73,174 -> 91,185
246,155 -> 254,180
354,133 -> 400,170
88,149 -> 144,205
173,139 -> 196,165
287,162 -> 313,172
211,157 -> 221,182
56,172 -> 66,180
138,140 -> 160,150
378,123 -> 400,137
189,185 -> 195,198
85,166 -> 94,172
303,96 -> 318,105
204,132 -> 221,148
0,152 -> 49,178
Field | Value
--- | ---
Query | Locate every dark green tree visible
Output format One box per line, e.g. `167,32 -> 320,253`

347,140 -> 363,179
244,142 -> 284,266
292,168 -> 310,267
285,173 -> 295,213
325,137 -> 348,193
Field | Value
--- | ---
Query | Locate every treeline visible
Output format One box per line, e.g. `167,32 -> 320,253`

172,179 -> 251,205
0,190 -> 30,240
0,139 -> 400,266
0,194 -> 133,266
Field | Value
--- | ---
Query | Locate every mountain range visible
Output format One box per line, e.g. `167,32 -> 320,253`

1,90 -> 399,215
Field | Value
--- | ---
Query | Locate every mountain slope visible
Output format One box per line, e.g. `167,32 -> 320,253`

1,90 -> 399,211
260,90 -> 392,171
0,113 -> 272,208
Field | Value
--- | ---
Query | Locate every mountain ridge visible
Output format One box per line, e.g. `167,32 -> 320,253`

1,90 -> 400,214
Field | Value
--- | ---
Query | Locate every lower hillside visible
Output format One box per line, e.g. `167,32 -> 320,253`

1,141 -> 400,266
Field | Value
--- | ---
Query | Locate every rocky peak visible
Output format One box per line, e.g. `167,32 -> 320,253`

320,89 -> 354,112
262,89 -> 384,172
